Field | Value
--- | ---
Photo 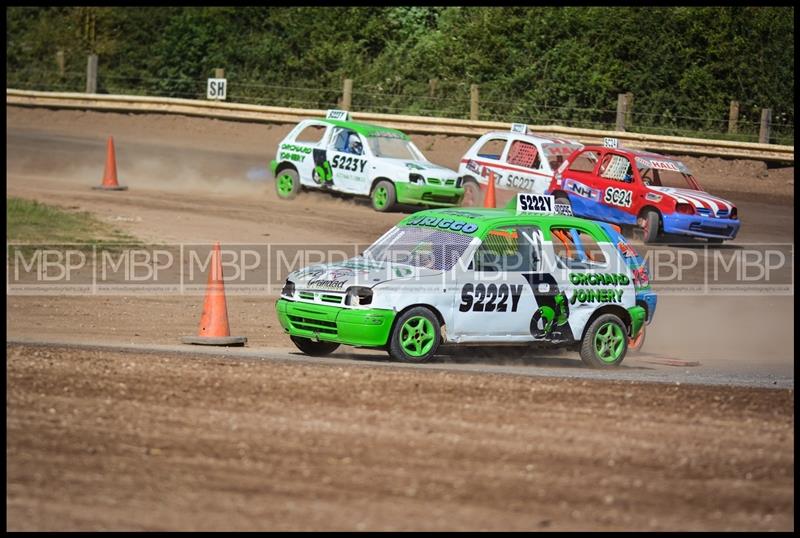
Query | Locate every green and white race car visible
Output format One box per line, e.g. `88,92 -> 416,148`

276,194 -> 657,368
270,110 -> 464,211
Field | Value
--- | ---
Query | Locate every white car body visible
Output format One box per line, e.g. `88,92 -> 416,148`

459,129 -> 583,196
277,197 -> 654,362
271,114 -> 464,209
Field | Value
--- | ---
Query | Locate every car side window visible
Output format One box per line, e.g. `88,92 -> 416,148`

475,138 -> 508,160
330,128 -> 363,155
473,225 -> 542,272
551,227 -> 607,269
506,140 -> 542,170
294,124 -> 327,144
568,150 -> 600,173
598,154 -> 633,183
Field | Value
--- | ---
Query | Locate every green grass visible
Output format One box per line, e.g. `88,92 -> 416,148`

7,197 -> 140,248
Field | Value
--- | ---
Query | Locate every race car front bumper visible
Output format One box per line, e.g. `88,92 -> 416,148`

395,183 -> 464,207
662,213 -> 741,240
276,299 -> 395,347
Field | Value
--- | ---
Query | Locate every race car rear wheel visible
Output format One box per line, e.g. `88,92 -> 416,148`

371,180 -> 396,212
290,336 -> 340,356
580,313 -> 628,368
637,210 -> 660,244
389,307 -> 441,363
461,179 -> 481,207
276,169 -> 301,200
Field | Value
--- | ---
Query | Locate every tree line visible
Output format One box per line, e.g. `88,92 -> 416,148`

6,6 -> 795,139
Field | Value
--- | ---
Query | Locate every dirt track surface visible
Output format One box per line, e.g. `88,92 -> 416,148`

5,106 -> 795,530
6,343 -> 794,531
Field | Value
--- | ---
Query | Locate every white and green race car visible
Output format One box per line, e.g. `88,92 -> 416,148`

270,110 -> 464,211
276,194 -> 657,368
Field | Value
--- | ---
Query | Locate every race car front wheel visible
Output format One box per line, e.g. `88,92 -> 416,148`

371,180 -> 397,212
290,336 -> 340,356
637,210 -> 660,244
276,169 -> 301,200
461,179 -> 481,207
579,313 -> 628,368
389,307 -> 441,363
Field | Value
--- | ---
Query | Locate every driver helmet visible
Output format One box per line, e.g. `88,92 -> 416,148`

347,133 -> 362,154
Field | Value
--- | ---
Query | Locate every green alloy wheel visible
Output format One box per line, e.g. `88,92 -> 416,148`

580,313 -> 628,368
371,180 -> 396,212
276,169 -> 300,199
389,307 -> 441,363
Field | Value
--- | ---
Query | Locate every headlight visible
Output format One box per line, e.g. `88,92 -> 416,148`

730,207 -> 738,219
345,286 -> 373,306
675,203 -> 695,215
281,280 -> 295,297
409,173 -> 424,184
455,176 -> 463,188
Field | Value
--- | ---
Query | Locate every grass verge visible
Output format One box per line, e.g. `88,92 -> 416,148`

7,197 -> 141,251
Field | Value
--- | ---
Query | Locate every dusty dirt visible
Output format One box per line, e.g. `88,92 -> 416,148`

6,343 -> 794,531
6,105 -> 795,366
5,106 -> 795,530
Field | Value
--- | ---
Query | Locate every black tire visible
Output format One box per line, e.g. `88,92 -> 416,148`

461,179 -> 481,207
579,313 -> 628,368
388,307 -> 441,363
290,336 -> 340,356
637,210 -> 660,244
554,194 -> 571,211
275,168 -> 301,200
371,180 -> 397,212
707,237 -> 724,244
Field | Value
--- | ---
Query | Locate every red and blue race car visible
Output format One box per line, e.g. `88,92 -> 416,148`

546,140 -> 740,243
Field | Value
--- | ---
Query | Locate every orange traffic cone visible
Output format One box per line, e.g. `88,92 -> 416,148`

92,136 -> 128,191
182,242 -> 247,346
483,169 -> 496,208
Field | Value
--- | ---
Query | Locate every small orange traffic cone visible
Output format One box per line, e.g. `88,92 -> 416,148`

182,243 -> 247,346
483,169 -> 496,208
92,136 -> 128,191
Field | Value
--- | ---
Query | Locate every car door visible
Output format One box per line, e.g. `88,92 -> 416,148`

594,151 -> 638,226
541,222 -> 623,343
326,128 -> 370,194
451,224 -> 542,342
502,138 -> 551,194
559,148 -> 604,218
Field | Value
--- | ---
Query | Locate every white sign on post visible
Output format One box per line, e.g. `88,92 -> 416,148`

603,137 -> 619,148
511,123 -> 528,134
207,78 -> 227,100
326,109 -> 350,120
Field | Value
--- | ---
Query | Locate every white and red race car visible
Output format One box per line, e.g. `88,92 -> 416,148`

458,124 -> 583,206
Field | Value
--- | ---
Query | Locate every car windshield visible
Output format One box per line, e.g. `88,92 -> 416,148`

635,156 -> 697,189
543,143 -> 582,171
363,226 -> 474,271
367,135 -> 424,160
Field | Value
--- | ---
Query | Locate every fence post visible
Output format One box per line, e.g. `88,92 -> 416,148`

625,92 -> 634,128
615,93 -> 627,131
85,54 -> 98,93
56,50 -> 65,78
728,100 -> 739,134
759,108 -> 772,144
470,84 -> 479,121
214,68 -> 225,79
341,78 -> 353,111
429,78 -> 438,99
